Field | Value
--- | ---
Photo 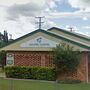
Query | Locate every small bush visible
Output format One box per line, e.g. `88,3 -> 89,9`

5,66 -> 56,81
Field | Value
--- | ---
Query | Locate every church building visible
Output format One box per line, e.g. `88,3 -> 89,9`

0,27 -> 90,82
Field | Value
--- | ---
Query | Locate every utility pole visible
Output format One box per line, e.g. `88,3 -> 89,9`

35,16 -> 44,29
69,27 -> 73,32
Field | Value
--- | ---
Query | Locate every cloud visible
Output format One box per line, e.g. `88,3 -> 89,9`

47,10 -> 90,20
82,17 -> 88,20
68,0 -> 90,12
43,19 -> 57,29
2,16 -> 35,39
49,1 -> 57,8
0,0 -> 30,6
82,26 -> 90,29
76,31 -> 90,37
6,3 -> 44,20
64,25 -> 78,32
0,0 -> 90,39
5,0 -> 59,21
0,0 -> 61,39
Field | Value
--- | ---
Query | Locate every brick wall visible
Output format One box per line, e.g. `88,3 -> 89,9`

8,51 -> 53,67
76,52 -> 88,82
57,52 -> 89,82
7,51 -> 89,82
88,53 -> 90,82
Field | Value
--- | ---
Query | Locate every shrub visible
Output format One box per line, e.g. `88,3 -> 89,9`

0,51 -> 6,69
53,43 -> 80,78
5,66 -> 56,81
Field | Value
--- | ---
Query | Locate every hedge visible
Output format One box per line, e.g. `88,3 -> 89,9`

5,66 -> 56,81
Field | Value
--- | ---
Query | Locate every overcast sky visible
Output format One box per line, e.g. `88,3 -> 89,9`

0,0 -> 90,39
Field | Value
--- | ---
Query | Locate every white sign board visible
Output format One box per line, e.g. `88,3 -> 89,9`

6,53 -> 14,66
20,36 -> 58,48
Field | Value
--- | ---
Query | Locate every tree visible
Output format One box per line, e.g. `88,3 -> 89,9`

0,30 -> 10,48
0,51 -> 6,69
0,41 -> 7,48
3,30 -> 8,43
53,43 -> 80,78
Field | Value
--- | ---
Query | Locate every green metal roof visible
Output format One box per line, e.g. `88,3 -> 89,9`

48,27 -> 90,41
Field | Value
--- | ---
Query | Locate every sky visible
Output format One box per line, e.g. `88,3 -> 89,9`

0,0 -> 90,39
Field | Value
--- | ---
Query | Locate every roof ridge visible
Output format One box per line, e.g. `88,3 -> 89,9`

48,31 -> 90,47
0,29 -> 90,50
48,27 -> 90,41
0,29 -> 44,48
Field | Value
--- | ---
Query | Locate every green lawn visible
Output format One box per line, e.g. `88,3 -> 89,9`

0,78 -> 90,90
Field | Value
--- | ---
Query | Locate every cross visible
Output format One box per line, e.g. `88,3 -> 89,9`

35,16 -> 44,29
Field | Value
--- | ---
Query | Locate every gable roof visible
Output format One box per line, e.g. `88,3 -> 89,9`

48,27 -> 90,41
0,29 -> 90,51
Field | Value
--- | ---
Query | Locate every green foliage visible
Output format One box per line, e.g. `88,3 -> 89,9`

53,43 -> 80,73
5,66 -> 56,81
0,41 -> 7,48
0,51 -> 6,69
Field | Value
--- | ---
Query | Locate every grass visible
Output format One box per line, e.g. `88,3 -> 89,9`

0,67 -> 90,90
0,78 -> 90,90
